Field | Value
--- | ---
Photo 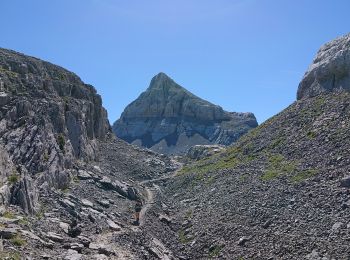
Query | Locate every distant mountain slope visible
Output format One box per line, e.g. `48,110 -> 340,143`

113,72 -> 258,154
141,34 -> 350,259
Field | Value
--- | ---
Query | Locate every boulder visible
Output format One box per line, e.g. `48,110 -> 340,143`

0,227 -> 18,239
77,170 -> 92,180
106,219 -> 121,231
340,176 -> 350,188
46,232 -> 64,243
81,199 -> 94,208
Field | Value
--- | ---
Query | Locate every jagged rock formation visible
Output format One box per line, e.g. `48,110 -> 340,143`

0,48 -> 177,259
137,34 -> 350,259
297,33 -> 350,99
113,73 -> 258,154
0,48 -> 110,213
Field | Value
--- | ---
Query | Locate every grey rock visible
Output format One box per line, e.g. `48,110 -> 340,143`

64,249 -> 82,260
46,232 -> 64,243
91,254 -> 108,260
237,236 -> 250,246
77,170 -> 92,180
106,219 -> 121,231
0,47 -> 111,213
331,222 -> 343,231
0,92 -> 10,106
0,227 -> 18,239
97,199 -> 110,208
159,214 -> 172,224
186,144 -> 225,160
77,235 -> 91,247
59,222 -> 70,234
89,242 -> 115,256
298,33 -> 350,99
70,242 -> 84,252
81,198 -> 94,208
99,176 -> 114,189
340,175 -> 350,188
113,72 -> 257,154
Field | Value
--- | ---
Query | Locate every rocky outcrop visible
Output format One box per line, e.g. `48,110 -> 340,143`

186,144 -> 225,160
0,48 -> 110,213
113,73 -> 258,154
297,33 -> 350,99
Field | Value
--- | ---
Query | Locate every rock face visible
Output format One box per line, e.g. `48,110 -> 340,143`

297,33 -> 350,99
0,48 -> 110,213
113,73 -> 258,154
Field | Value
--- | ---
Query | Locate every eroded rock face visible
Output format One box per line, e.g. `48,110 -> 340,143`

113,73 -> 258,154
297,33 -> 350,99
0,48 -> 110,213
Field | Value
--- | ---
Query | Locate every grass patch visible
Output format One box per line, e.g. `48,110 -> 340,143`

307,131 -> 317,139
178,229 -> 193,244
290,169 -> 317,183
18,217 -> 29,226
180,145 -> 257,177
3,211 -> 15,219
35,205 -> 46,220
261,153 -> 297,181
209,245 -> 224,258
10,234 -> 26,247
261,169 -> 279,181
8,174 -> 19,184
0,252 -> 21,260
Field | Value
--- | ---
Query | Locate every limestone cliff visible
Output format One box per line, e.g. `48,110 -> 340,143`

0,48 -> 110,213
297,33 -> 350,99
113,73 -> 258,154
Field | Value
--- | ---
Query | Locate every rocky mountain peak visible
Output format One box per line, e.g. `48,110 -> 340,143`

113,73 -> 258,154
297,33 -> 350,99
148,72 -> 179,91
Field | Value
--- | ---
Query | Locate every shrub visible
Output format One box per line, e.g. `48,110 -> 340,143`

8,174 -> 19,184
57,134 -> 65,151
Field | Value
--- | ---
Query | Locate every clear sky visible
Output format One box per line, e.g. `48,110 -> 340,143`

1,0 -> 349,124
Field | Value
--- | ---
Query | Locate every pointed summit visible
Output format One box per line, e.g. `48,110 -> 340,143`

113,74 -> 258,155
148,72 -> 182,91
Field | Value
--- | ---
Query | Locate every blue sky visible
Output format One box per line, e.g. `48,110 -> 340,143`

1,0 -> 350,124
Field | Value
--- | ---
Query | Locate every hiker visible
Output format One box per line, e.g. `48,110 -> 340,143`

134,199 -> 143,225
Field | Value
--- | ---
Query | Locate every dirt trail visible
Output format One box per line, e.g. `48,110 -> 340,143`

138,162 -> 182,225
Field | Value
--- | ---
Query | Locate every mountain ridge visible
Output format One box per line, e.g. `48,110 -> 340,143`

113,72 -> 258,154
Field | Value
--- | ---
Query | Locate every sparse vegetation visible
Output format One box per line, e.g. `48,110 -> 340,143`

72,175 -> 80,183
178,229 -> 193,244
0,252 -> 21,260
209,245 -> 224,258
57,133 -> 65,151
35,205 -> 46,220
10,234 -> 26,247
291,169 -> 318,183
261,153 -> 297,181
307,130 -> 317,139
185,209 -> 193,219
3,211 -> 15,219
8,174 -> 19,184
43,152 -> 49,162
